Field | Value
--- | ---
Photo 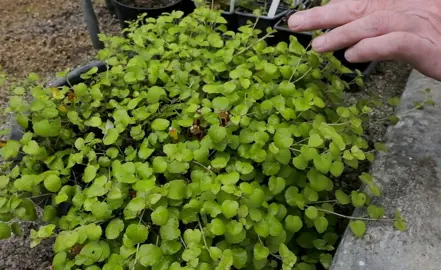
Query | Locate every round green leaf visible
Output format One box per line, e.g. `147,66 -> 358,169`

253,243 -> 269,261
314,217 -> 328,233
126,224 -> 149,244
293,155 -> 308,170
268,177 -> 286,195
349,220 -> 366,238
167,180 -> 187,200
210,218 -> 226,235
274,129 -> 293,149
152,119 -> 170,131
152,157 -> 168,173
330,161 -> 344,177
212,97 -> 230,111
84,165 -> 97,183
351,192 -> 366,207
105,219 -> 124,239
221,200 -> 239,219
54,231 -> 79,252
0,222 -> 11,239
335,190 -> 350,205
138,244 -> 163,267
367,205 -> 385,219
285,215 -> 303,233
104,128 -> 119,145
42,205 -> 57,222
33,119 -> 61,137
208,125 -> 227,143
44,174 -> 62,192
308,134 -> 323,148
152,206 -> 169,226
91,201 -> 109,219
305,206 -> 318,220
86,223 -> 102,241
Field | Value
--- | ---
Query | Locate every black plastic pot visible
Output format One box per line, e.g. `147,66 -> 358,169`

221,11 -> 238,32
235,5 -> 288,33
274,18 -> 377,81
112,0 -> 192,29
333,49 -> 377,80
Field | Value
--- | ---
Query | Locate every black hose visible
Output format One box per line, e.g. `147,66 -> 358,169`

82,0 -> 105,50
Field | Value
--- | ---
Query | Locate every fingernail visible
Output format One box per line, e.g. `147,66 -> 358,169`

288,13 -> 304,29
312,36 -> 326,50
345,49 -> 355,62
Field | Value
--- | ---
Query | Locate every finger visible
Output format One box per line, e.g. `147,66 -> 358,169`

288,0 -> 377,31
328,0 -> 349,4
344,32 -> 441,80
311,11 -> 421,52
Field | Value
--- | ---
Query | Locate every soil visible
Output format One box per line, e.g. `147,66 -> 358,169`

120,0 -> 180,9
0,0 -> 120,83
0,0 -> 412,268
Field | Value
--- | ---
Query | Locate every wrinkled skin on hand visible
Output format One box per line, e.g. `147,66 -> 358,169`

288,0 -> 441,80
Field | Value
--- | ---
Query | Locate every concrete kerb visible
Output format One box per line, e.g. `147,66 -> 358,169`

331,70 -> 441,270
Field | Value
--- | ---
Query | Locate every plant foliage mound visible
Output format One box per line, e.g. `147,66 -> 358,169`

0,7 -> 406,270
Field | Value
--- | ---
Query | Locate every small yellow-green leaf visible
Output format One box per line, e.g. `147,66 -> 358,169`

335,190 -> 350,205
349,220 -> 366,238
394,219 -> 408,231
305,206 -> 318,220
308,134 -> 323,148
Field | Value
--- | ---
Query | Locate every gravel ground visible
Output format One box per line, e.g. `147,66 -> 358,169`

0,0 -> 119,83
0,1 -> 413,268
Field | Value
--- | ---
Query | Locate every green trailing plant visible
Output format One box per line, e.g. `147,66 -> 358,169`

0,7 -> 407,270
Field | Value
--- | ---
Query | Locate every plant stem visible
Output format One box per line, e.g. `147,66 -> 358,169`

317,208 -> 394,222
180,235 -> 188,249
131,243 -> 141,270
30,194 -> 52,199
198,218 -> 210,251
192,160 -> 214,174
307,200 -> 337,205
257,235 -> 282,260
293,67 -> 313,83
235,33 -> 272,56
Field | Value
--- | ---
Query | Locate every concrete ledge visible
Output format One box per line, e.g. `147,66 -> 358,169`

331,70 -> 441,270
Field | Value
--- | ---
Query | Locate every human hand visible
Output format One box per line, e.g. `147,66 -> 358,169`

287,0 -> 441,80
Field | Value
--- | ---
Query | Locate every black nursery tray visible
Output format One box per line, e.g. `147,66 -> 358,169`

221,10 -> 238,32
274,18 -> 377,81
112,0 -> 195,29
235,3 -> 289,32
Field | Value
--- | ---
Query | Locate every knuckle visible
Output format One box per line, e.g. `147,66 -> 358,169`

378,32 -> 409,59
369,11 -> 393,34
390,32 -> 408,53
350,0 -> 370,17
